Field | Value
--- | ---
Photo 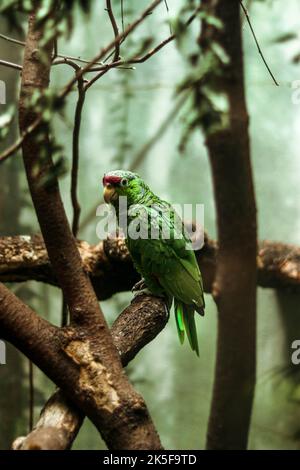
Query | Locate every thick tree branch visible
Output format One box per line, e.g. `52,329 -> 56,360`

1,235 -> 300,294
0,282 -> 165,450
11,295 -> 167,450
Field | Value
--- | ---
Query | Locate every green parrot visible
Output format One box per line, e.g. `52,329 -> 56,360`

102,170 -> 205,356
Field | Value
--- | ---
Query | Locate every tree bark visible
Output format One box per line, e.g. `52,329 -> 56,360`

199,0 -> 257,449
1,235 -> 299,294
14,7 -> 162,450
0,281 -> 165,449
11,294 -> 167,450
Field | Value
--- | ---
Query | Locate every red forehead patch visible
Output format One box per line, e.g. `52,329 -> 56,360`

102,175 -> 122,186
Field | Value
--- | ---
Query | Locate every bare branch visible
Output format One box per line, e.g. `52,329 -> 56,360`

239,1 -> 279,86
106,0 -> 120,62
0,118 -> 40,164
0,58 -> 22,70
64,0 -> 163,94
0,33 -> 105,67
0,33 -> 25,46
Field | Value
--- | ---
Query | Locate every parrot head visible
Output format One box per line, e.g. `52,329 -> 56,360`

102,170 -> 147,206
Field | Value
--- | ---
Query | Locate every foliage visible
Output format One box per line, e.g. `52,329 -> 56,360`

174,3 -> 230,152
0,0 -> 91,40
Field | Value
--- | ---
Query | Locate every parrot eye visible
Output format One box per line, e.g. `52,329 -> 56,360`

120,178 -> 128,187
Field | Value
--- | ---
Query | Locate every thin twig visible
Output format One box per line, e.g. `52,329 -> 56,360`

0,33 -> 25,46
53,38 -> 58,61
53,57 -> 85,236
81,0 -> 163,92
0,119 -> 40,164
0,32 -> 106,66
71,71 -> 85,236
239,1 -> 279,86
121,0 -> 125,33
106,0 -> 120,62
164,0 -> 172,35
88,5 -> 201,71
0,59 -> 22,70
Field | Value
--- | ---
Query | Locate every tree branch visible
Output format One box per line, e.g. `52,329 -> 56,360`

0,58 -> 22,70
1,234 -> 300,294
11,294 -> 167,450
106,0 -> 120,62
0,281 -> 165,450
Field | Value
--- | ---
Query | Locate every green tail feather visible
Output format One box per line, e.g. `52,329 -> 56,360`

174,299 -> 185,344
174,300 -> 199,356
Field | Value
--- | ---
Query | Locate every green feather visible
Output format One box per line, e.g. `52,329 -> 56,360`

174,299 -> 185,344
174,300 -> 199,356
183,305 -> 200,357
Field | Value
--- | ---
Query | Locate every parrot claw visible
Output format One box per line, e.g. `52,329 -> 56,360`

132,278 -> 147,293
132,287 -> 154,298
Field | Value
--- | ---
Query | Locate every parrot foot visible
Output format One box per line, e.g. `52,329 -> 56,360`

132,287 -> 153,298
132,278 -> 147,293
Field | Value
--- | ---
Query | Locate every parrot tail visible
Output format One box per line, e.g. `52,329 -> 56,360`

174,299 -> 199,357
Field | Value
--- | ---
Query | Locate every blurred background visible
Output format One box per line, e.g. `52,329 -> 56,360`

1,0 -> 300,449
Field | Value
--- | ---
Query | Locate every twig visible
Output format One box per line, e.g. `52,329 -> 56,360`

53,38 -> 58,61
0,118 -> 40,164
121,0 -> 125,33
71,70 -> 85,236
86,6 -> 201,72
239,1 -> 279,86
164,0 -> 172,35
0,33 -> 25,46
80,0 -> 163,92
0,59 -> 22,70
0,33 -> 105,67
106,0 -> 120,62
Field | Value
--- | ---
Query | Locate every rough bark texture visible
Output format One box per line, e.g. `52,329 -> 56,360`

200,0 -> 257,450
1,235 -> 299,294
12,390 -> 83,450
13,8 -> 162,450
0,281 -> 166,449
11,294 -> 167,450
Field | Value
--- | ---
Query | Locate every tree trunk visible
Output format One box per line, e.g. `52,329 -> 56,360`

199,0 -> 257,449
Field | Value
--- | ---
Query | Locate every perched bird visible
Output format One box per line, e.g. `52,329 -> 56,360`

102,170 -> 205,356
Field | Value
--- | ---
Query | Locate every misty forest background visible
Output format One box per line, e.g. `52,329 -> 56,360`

1,0 -> 300,450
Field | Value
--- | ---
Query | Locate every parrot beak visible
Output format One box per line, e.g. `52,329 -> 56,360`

103,184 -> 117,203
